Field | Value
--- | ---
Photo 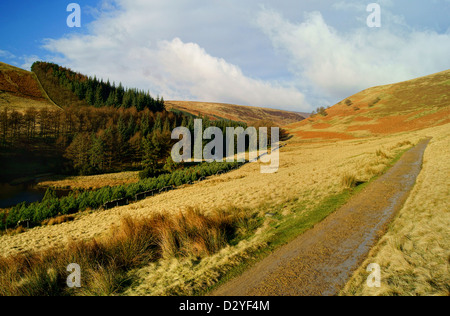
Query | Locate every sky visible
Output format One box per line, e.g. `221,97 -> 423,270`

1,0 -> 449,112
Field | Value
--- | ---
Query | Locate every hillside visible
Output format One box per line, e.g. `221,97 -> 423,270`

0,62 -> 59,112
31,62 -> 164,111
288,70 -> 450,140
165,100 -> 306,126
1,61 -> 306,126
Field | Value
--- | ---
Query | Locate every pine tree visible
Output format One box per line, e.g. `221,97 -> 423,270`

153,113 -> 162,132
163,117 -> 171,133
90,134 -> 106,171
105,90 -> 115,106
94,85 -> 104,107
122,91 -> 132,108
141,134 -> 160,175
118,114 -> 128,140
140,112 -> 150,136
85,86 -> 95,105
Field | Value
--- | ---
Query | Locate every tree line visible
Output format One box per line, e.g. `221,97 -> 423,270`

0,105 -> 247,176
32,62 -> 165,112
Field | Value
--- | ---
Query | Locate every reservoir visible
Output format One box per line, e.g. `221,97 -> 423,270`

0,182 -> 70,209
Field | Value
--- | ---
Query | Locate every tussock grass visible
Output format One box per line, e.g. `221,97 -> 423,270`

341,173 -> 360,189
2,226 -> 26,236
393,141 -> 413,149
42,215 -> 76,226
376,149 -> 390,159
0,208 -> 260,296
37,171 -> 140,191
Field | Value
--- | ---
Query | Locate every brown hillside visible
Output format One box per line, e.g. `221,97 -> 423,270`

0,62 -> 59,112
165,100 -> 306,126
288,70 -> 450,140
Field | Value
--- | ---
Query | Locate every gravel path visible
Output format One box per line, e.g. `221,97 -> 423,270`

212,139 -> 431,296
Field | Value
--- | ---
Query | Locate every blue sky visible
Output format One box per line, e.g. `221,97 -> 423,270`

1,0 -> 449,111
0,1 -> 96,66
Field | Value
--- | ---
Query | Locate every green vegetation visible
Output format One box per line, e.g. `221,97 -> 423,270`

0,162 -> 241,231
32,62 -> 165,111
310,106 -> 329,117
369,97 -> 381,107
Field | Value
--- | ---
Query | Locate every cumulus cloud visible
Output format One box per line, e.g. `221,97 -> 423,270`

42,0 -> 308,111
40,0 -> 450,110
256,7 -> 450,104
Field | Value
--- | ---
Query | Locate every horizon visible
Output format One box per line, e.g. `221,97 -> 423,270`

1,0 -> 449,112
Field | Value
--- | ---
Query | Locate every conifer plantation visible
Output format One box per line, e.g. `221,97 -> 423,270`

1,62 -> 247,179
32,62 -> 165,111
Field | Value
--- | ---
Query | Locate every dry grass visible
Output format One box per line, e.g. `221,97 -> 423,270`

341,173 -> 360,189
165,100 -> 306,126
341,125 -> 450,296
42,215 -> 76,226
0,207 -> 258,296
0,61 -> 59,113
0,92 -> 58,113
37,171 -> 140,190
376,149 -> 390,159
287,70 -> 450,138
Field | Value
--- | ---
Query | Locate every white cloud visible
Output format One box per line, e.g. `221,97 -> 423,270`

151,38 -> 306,109
0,49 -> 16,59
40,1 -> 450,111
20,55 -> 41,71
42,0 -> 308,111
256,8 -> 450,105
0,50 -> 41,71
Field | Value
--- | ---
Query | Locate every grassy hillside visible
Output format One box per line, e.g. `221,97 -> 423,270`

0,62 -> 59,112
288,70 -> 450,140
166,100 -> 306,126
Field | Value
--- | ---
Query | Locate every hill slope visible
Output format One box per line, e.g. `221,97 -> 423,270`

0,62 -> 59,112
166,100 -> 306,126
288,70 -> 450,140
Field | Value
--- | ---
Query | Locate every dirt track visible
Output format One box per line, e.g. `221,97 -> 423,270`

212,139 -> 431,296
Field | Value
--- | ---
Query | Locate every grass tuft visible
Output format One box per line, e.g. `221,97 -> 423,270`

341,173 -> 361,189
0,208 -> 259,296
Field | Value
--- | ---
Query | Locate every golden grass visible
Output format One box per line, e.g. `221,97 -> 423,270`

0,92 -> 58,114
340,125 -> 450,296
42,215 -> 76,226
341,173 -> 360,189
37,171 -> 140,190
287,70 -> 450,138
165,100 -> 306,126
0,208 -> 257,296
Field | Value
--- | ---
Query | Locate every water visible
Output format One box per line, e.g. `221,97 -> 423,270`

0,182 -> 70,209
